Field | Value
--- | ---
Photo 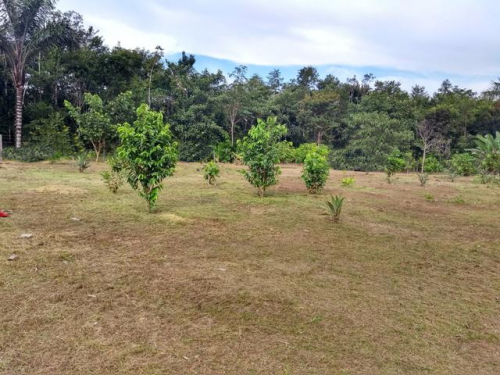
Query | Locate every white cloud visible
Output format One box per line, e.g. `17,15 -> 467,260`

58,0 -> 500,87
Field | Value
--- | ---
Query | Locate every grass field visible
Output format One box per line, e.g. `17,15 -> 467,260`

0,161 -> 499,374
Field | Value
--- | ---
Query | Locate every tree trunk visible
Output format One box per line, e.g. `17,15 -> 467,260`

15,85 -> 23,149
421,147 -> 427,173
317,131 -> 322,145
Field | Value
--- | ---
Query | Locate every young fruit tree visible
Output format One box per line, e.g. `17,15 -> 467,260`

238,117 -> 287,197
302,149 -> 330,193
117,104 -> 178,212
65,93 -> 112,162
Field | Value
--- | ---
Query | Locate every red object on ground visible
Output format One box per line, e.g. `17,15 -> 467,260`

0,211 -> 10,218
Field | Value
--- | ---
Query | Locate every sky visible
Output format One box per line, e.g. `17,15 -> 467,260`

58,0 -> 500,94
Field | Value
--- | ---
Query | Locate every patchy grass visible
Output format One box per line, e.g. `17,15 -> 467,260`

0,161 -> 499,374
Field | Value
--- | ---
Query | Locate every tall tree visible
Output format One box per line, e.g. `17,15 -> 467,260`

0,0 -> 73,148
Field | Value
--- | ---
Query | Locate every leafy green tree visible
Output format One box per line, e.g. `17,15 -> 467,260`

469,132 -> 500,174
302,150 -> 330,193
331,112 -> 414,171
385,149 -> 405,183
65,93 -> 112,161
238,117 -> 287,197
117,104 -> 178,212
0,0 -> 74,148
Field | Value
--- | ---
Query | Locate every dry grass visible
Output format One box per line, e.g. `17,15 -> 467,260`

0,161 -> 499,374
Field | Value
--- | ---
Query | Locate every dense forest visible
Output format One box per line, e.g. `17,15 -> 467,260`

1,8 -> 500,171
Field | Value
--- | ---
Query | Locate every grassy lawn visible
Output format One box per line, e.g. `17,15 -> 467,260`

0,161 -> 499,374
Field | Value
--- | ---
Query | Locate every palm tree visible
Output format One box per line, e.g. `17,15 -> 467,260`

0,0 -> 71,148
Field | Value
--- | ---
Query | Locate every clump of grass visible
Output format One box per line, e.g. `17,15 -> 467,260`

325,195 -> 344,223
424,192 -> 435,202
340,177 -> 355,187
448,195 -> 465,204
418,173 -> 428,187
75,153 -> 90,173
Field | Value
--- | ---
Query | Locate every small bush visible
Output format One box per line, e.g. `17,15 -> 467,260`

422,155 -> 443,173
213,141 -> 234,163
325,195 -> 344,223
1,145 -> 54,162
445,169 -> 458,182
302,150 -> 330,194
295,143 -> 329,164
75,153 -> 90,173
341,177 -> 355,187
385,150 -> 405,183
418,173 -> 429,187
448,153 -> 476,176
276,141 -> 296,163
203,161 -> 220,185
101,170 -> 124,193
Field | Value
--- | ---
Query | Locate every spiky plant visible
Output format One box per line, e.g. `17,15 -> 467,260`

417,173 -> 428,187
325,195 -> 344,223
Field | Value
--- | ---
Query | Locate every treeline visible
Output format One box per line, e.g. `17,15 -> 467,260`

1,9 -> 500,171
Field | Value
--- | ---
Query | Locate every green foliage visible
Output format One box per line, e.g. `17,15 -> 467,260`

1,145 -> 54,162
385,150 -> 405,183
276,141 -> 296,163
422,155 -> 443,173
445,169 -> 458,182
448,153 -> 476,176
75,153 -> 90,173
330,112 -> 413,171
418,173 -> 429,187
448,195 -> 465,204
117,104 -> 178,212
101,170 -> 124,194
65,93 -> 113,162
203,161 -> 220,185
238,117 -> 287,197
213,140 -> 235,163
403,152 -> 416,172
325,195 -> 345,223
341,177 -> 355,187
27,113 -> 73,156
302,150 -> 330,194
295,143 -> 330,164
424,192 -> 435,202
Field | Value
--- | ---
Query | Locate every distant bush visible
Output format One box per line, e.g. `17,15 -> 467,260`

422,155 -> 443,173
341,177 -> 355,187
418,173 -> 429,187
448,153 -> 476,176
276,141 -> 296,163
213,140 -> 234,163
101,157 -> 125,193
75,153 -> 90,173
302,150 -> 330,194
27,113 -> 73,156
203,161 -> 220,185
295,143 -> 329,164
1,144 -> 54,162
424,192 -> 435,202
385,150 -> 405,183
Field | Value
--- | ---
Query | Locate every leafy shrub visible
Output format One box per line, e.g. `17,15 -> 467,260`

341,177 -> 355,187
418,173 -> 429,187
325,195 -> 344,223
27,113 -> 72,156
403,152 -> 416,173
101,170 -> 124,193
302,150 -> 330,194
238,117 -> 287,197
203,161 -> 220,185
213,140 -> 234,163
276,141 -> 296,163
468,132 -> 500,174
1,144 -> 54,162
448,153 -> 476,176
75,153 -> 90,173
117,104 -> 178,212
385,150 -> 405,183
422,155 -> 443,173
295,143 -> 329,164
